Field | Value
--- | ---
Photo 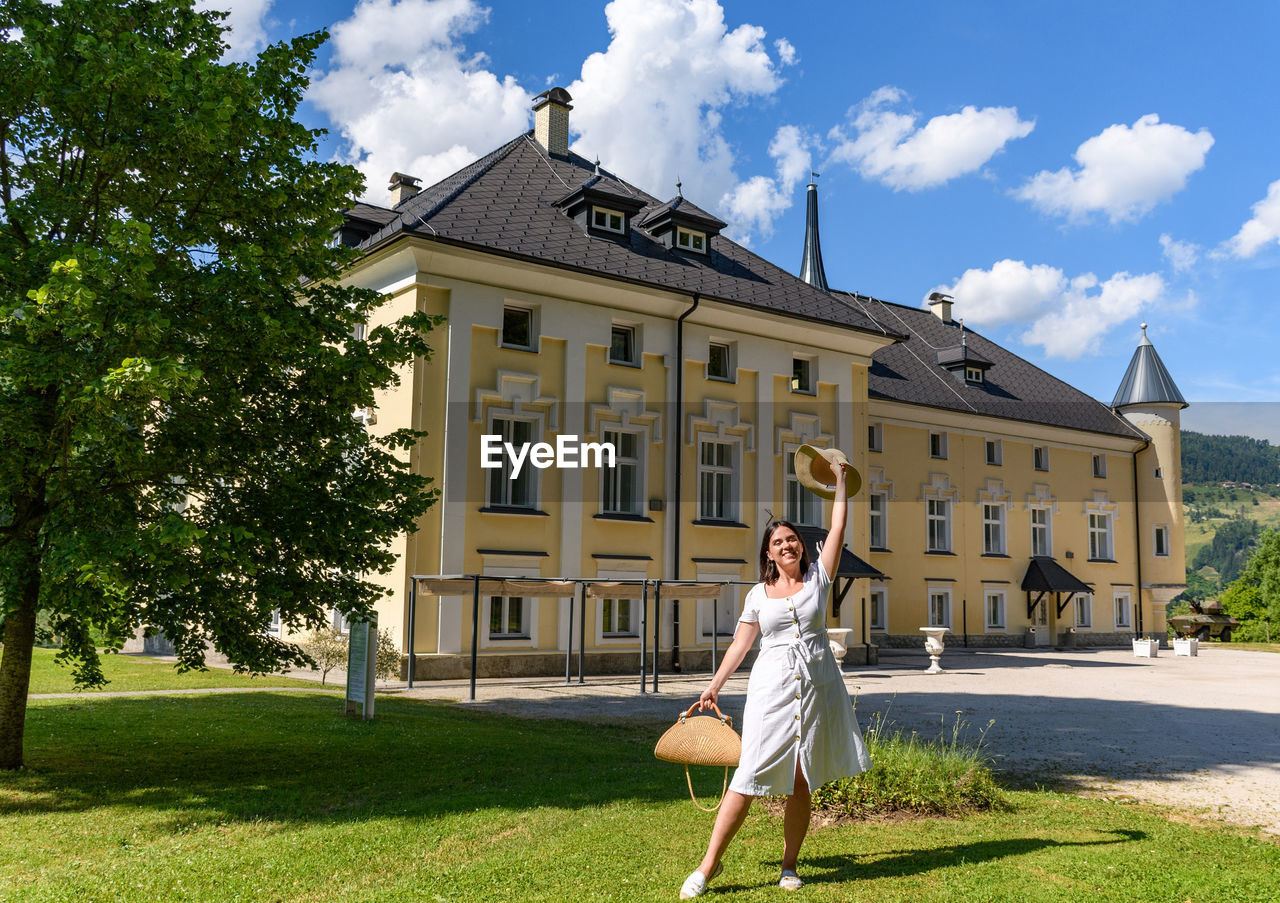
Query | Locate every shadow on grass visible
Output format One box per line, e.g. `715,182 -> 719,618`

807,829 -> 1148,883
4,693 -> 687,827
711,829 -> 1148,892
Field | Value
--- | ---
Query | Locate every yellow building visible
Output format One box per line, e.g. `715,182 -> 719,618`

336,88 -> 1186,679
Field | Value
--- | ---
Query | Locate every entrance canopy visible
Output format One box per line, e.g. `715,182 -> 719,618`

1021,557 -> 1091,594
1021,556 -> 1092,618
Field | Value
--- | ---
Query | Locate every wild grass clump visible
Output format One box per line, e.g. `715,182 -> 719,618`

812,711 -> 1005,818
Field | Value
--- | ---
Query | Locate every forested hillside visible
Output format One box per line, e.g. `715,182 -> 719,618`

1181,431 -> 1280,484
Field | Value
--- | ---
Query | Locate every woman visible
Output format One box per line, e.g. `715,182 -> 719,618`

680,460 -> 871,898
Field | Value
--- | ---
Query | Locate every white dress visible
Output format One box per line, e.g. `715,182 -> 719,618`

728,560 -> 872,796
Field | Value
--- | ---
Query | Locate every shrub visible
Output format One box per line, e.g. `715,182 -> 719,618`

299,629 -> 348,686
375,627 -> 401,685
811,712 -> 1006,819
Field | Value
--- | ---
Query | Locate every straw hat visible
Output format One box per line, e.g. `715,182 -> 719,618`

794,444 -> 861,499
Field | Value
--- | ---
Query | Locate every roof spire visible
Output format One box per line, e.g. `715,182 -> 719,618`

799,175 -> 829,292
676,176 -> 683,198
1112,323 -> 1187,409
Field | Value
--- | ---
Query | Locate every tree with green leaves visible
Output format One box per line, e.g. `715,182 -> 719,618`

1220,529 -> 1280,643
0,0 -> 438,768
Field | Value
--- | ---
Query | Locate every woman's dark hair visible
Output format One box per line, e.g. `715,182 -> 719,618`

758,519 -> 810,584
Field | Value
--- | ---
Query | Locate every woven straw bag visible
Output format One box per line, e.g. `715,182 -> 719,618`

654,701 -> 742,811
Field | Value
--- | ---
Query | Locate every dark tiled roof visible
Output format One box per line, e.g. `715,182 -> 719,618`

836,292 -> 1144,439
636,195 -> 727,232
355,133 -> 894,339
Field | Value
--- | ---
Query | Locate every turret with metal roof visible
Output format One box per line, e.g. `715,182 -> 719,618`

799,175 -> 828,292
1111,323 -> 1187,409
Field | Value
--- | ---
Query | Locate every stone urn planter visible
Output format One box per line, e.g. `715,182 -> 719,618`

1173,637 -> 1199,657
1132,637 -> 1159,658
919,627 -> 950,673
827,628 -> 854,666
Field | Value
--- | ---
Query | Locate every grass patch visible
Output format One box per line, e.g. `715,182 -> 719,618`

2,694 -> 1276,901
22,646 -> 325,694
1217,641 -> 1280,654
813,712 -> 1004,819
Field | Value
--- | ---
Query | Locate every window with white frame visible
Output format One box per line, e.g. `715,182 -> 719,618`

791,356 -> 815,394
707,341 -> 734,381
928,588 -> 952,628
965,366 -> 985,383
609,324 -> 638,365
501,305 -> 535,350
267,609 -> 282,636
488,416 -> 537,508
331,607 -> 352,634
929,431 -> 948,459
985,439 -> 1002,466
1030,506 -> 1052,556
601,428 -> 642,515
869,586 -> 887,632
601,598 -> 638,636
698,438 -> 737,521
985,590 -> 1006,630
676,227 -> 706,252
1092,454 -> 1107,478
592,206 -> 625,234
489,595 -> 527,638
785,446 -> 821,526
1114,592 -> 1132,629
868,422 -> 883,452
1088,512 -> 1113,560
926,498 -> 951,552
869,491 -> 888,549
1074,593 -> 1093,629
983,503 -> 1006,555
701,580 -> 739,637
1154,525 -> 1170,557
1033,444 -> 1049,471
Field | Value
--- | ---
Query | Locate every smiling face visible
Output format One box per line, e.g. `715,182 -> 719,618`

758,520 -> 810,583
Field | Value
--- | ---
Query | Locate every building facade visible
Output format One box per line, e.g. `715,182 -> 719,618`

336,89 -> 1186,679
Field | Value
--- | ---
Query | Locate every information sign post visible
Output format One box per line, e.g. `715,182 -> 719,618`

345,612 -> 378,719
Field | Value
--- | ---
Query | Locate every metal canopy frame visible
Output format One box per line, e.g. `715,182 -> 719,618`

405,574 -> 735,701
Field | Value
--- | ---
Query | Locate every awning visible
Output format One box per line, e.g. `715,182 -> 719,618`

1021,556 -> 1092,594
795,526 -> 884,579
585,581 -> 724,600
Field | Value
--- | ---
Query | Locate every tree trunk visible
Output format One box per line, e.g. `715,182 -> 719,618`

0,545 -> 41,770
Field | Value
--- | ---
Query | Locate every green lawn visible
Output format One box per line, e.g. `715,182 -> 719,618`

1,694 -> 1275,902
23,646 -> 326,694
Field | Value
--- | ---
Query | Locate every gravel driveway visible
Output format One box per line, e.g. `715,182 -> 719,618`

402,644 -> 1280,835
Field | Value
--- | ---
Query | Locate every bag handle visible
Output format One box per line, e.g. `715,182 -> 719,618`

680,700 -> 733,728
684,765 -> 730,812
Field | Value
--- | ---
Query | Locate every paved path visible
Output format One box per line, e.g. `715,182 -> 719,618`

398,645 -> 1280,835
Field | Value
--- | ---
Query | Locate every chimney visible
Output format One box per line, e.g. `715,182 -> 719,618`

798,175 -> 829,291
388,172 -> 421,207
928,291 -> 954,323
532,87 -> 573,157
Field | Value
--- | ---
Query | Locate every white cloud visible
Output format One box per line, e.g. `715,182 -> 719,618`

568,0 -> 786,208
1220,178 -> 1280,259
1016,114 -> 1213,223
196,0 -> 274,62
308,0 -> 532,200
719,125 -> 810,244
1159,233 -> 1199,273
774,38 -> 797,66
826,87 -> 1034,191
928,259 -> 1066,327
930,260 -> 1166,359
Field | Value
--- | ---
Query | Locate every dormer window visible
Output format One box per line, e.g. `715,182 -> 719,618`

592,206 -> 625,234
965,366 -> 984,383
676,228 -> 706,253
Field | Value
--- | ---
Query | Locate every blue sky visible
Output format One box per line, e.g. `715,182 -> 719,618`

208,0 -> 1280,442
